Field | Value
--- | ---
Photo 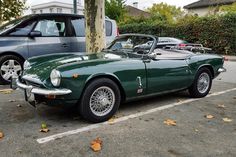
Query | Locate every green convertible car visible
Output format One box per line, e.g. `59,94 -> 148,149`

12,34 -> 226,122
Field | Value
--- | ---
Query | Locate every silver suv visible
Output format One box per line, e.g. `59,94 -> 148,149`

0,13 -> 118,84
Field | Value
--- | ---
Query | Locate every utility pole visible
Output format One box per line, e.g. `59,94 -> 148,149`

73,0 -> 77,14
84,0 -> 106,53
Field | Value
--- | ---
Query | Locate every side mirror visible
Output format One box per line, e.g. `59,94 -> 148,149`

29,31 -> 42,37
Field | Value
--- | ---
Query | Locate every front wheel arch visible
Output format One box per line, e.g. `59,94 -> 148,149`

197,65 -> 214,78
83,74 -> 126,103
0,52 -> 26,63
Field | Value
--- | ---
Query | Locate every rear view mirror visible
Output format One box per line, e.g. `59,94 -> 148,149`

29,31 -> 42,37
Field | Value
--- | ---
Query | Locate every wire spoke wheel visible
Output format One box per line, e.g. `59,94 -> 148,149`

89,86 -> 115,117
197,72 -> 210,94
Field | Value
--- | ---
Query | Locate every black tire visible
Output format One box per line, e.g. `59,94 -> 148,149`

0,55 -> 24,85
79,78 -> 121,123
188,67 -> 212,98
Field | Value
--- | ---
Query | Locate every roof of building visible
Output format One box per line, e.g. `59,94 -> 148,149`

125,5 -> 151,18
184,0 -> 236,9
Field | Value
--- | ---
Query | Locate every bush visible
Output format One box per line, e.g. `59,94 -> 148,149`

119,13 -> 236,55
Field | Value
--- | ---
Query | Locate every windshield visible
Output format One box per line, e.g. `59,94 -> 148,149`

105,35 -> 155,56
0,15 -> 33,34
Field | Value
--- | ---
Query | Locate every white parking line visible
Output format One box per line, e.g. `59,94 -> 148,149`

37,88 -> 236,144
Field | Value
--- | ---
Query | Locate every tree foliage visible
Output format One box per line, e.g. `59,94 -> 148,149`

105,0 -> 126,22
0,0 -> 27,25
220,2 -> 236,13
146,2 -> 184,23
119,13 -> 236,55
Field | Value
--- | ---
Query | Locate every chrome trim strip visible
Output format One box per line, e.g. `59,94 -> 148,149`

218,67 -> 226,73
22,75 -> 43,85
15,79 -> 72,95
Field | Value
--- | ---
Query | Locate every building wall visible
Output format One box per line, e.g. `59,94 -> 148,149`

31,2 -> 84,15
187,7 -> 213,16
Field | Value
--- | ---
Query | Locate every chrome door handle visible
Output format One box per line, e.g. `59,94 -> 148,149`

61,43 -> 68,48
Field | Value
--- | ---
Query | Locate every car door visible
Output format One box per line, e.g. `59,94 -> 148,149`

69,16 -> 116,52
27,16 -> 71,57
145,58 -> 191,94
69,16 -> 86,52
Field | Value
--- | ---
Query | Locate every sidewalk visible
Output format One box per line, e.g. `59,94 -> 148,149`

223,55 -> 236,62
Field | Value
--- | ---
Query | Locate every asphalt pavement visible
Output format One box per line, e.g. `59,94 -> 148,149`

0,61 -> 235,157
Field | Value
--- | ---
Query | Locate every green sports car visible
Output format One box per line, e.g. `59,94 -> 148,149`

12,34 -> 226,122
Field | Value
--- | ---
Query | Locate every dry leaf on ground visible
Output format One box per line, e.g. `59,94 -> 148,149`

0,89 -> 13,94
233,96 -> 236,99
0,131 -> 4,139
17,104 -> 22,107
222,118 -> 233,122
39,128 -> 50,133
205,114 -> 214,119
108,116 -> 117,124
90,137 -> 102,152
9,100 -> 16,102
177,99 -> 183,103
217,104 -> 226,108
164,119 -> 177,126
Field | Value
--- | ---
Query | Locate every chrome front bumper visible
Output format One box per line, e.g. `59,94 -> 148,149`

12,78 -> 72,96
218,67 -> 226,73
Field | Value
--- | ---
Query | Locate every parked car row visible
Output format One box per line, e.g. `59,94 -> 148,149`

0,13 -> 118,84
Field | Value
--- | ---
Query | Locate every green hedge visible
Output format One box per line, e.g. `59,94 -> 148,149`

119,13 -> 236,55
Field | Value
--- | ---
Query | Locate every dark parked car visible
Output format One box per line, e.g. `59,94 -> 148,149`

157,37 -> 205,48
0,13 -> 118,84
12,34 -> 226,123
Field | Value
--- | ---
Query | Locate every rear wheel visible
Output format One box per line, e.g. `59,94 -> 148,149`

0,55 -> 23,85
188,67 -> 212,98
79,78 -> 121,123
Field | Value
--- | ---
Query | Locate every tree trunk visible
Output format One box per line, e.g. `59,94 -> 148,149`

84,0 -> 106,54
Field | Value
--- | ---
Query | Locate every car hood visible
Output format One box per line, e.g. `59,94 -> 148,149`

23,52 -> 125,84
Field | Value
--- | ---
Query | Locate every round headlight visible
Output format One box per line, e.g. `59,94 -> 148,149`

23,60 -> 31,70
50,69 -> 61,87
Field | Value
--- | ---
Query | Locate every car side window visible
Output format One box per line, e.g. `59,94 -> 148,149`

34,17 -> 66,37
71,17 -> 85,37
71,17 -> 112,37
7,20 -> 36,36
105,21 -> 112,36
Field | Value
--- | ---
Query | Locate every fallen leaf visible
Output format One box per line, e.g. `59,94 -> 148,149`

164,119 -> 177,126
0,89 -> 13,94
17,104 -> 22,107
218,78 -> 222,80
222,118 -> 233,122
41,122 -> 47,129
233,96 -> 236,99
90,137 -> 102,152
9,100 -> 16,102
205,114 -> 214,119
177,99 -> 183,103
39,128 -> 50,133
217,104 -> 226,108
39,122 -> 49,133
108,116 -> 117,124
0,131 -> 4,139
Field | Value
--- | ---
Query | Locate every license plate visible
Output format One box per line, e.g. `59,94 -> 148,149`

24,88 -> 35,102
